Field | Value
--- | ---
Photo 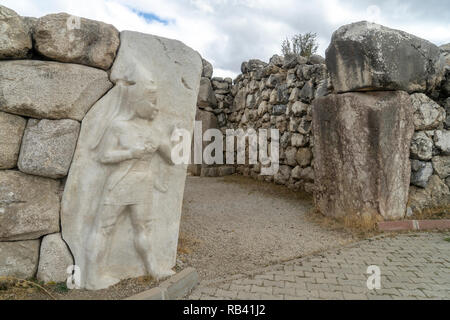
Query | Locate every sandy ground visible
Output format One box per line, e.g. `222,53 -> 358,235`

178,175 -> 354,281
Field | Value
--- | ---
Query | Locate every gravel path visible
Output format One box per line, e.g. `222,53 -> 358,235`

179,176 -> 354,280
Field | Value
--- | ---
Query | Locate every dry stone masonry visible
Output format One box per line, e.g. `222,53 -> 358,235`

191,53 -> 329,193
0,5 -> 202,288
193,21 -> 449,220
0,2 -> 449,289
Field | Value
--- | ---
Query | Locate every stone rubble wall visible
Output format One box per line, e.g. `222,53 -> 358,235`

408,66 -> 450,216
192,54 -> 329,194
193,22 -> 450,218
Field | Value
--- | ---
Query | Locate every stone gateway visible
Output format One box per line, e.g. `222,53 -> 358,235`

0,3 -> 449,290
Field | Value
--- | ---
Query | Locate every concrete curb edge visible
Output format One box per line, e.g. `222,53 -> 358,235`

124,267 -> 199,300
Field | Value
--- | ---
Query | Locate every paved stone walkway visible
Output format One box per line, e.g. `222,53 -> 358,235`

187,232 -> 450,300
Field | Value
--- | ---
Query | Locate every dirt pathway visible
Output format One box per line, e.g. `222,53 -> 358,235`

179,176 -> 354,280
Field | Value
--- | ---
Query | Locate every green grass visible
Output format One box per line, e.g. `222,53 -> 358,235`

53,282 -> 69,293
444,238 -> 450,243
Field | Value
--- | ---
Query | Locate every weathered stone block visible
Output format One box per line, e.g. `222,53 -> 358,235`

441,44 -> 450,66
0,240 -> 40,279
410,131 -> 433,161
312,91 -> 414,220
411,160 -> 433,188
33,13 -> 119,70
272,105 -> 287,116
274,165 -> 291,185
197,77 -> 217,108
18,119 -> 80,178
190,109 -> 219,173
296,148 -> 312,167
432,156 -> 450,179
0,111 -> 26,169
284,147 -> 297,167
410,93 -> 445,131
0,170 -> 60,241
291,133 -> 308,147
37,233 -> 74,283
241,59 -> 267,74
409,175 -> 450,215
0,5 -> 32,59
434,130 -> 450,155
326,21 -> 445,93
202,59 -> 213,78
0,60 -> 112,120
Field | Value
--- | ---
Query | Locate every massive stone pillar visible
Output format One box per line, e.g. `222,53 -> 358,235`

313,21 -> 445,221
312,92 -> 414,220
61,31 -> 202,290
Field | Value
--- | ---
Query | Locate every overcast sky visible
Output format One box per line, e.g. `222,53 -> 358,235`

3,0 -> 450,78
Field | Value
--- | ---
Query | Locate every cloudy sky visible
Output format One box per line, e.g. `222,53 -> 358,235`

3,0 -> 450,78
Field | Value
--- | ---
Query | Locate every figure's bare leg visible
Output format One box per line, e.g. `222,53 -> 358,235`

85,205 -> 125,288
130,204 -> 175,280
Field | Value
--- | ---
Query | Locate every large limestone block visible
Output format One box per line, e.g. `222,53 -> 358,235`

202,59 -> 213,78
0,240 -> 40,279
312,91 -> 414,220
62,31 -> 202,290
33,13 -> 120,70
197,77 -> 217,108
18,119 -> 80,178
189,109 -> 219,175
0,60 -> 112,120
0,5 -> 32,59
326,21 -> 445,93
37,233 -> 74,283
0,170 -> 60,241
0,111 -> 26,169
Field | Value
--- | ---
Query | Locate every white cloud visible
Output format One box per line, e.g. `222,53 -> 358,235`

2,0 -> 450,78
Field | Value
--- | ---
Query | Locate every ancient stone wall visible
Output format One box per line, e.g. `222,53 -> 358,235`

0,5 -> 202,288
194,22 -> 450,219
1,4 -> 450,288
192,53 -> 329,193
0,5 -> 119,282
